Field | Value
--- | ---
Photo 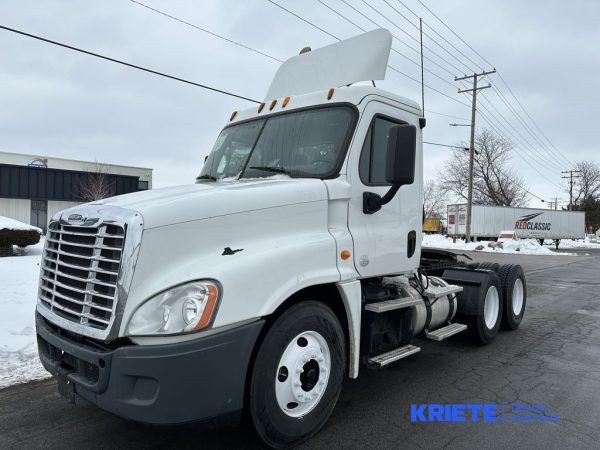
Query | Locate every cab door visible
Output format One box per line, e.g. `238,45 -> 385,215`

346,100 -> 422,277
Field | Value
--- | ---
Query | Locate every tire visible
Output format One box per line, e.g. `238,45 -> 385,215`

467,271 -> 503,344
498,264 -> 526,330
250,301 -> 345,449
478,262 -> 501,273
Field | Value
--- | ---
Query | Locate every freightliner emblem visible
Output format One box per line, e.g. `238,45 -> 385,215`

67,213 -> 86,223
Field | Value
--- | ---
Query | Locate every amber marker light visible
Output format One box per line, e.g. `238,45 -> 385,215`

230,111 -> 237,121
340,250 -> 351,260
258,102 -> 265,113
269,99 -> 277,110
194,284 -> 219,331
327,88 -> 334,100
282,96 -> 290,107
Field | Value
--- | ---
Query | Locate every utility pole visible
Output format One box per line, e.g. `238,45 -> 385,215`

455,69 -> 496,242
548,198 -> 561,210
561,170 -> 583,210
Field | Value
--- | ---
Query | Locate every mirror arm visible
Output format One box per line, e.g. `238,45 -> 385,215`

380,184 -> 400,205
363,184 -> 400,214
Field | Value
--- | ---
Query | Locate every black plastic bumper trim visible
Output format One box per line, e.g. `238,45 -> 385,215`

36,313 -> 264,425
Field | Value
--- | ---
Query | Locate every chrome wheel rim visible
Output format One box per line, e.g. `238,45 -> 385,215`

274,331 -> 331,418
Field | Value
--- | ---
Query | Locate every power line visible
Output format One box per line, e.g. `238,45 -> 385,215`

394,0 -> 484,72
416,0 -> 494,68
414,0 -> 574,171
487,86 -> 569,167
317,0 -> 366,32
378,0 -> 476,74
495,72 -> 574,166
132,0 -> 570,198
136,0 -> 464,111
269,0 -> 471,109
426,110 -> 469,120
318,0 -> 456,91
477,112 -> 561,198
336,0 -> 453,77
426,141 -> 546,202
454,76 -> 565,175
516,185 -> 546,203
357,0 -> 469,75
453,78 -> 563,178
370,0 -> 488,93
0,24 -> 260,104
424,141 -> 468,150
477,108 -> 564,190
477,92 -> 565,173
267,0 -> 339,40
504,177 -> 546,203
451,67 -> 566,173
131,0 -> 283,63
477,100 -> 565,175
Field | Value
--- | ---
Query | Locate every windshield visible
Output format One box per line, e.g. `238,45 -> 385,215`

198,106 -> 355,181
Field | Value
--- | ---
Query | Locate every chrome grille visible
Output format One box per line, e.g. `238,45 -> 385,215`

39,222 -> 125,330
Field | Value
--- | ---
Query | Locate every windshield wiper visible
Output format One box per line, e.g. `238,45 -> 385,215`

247,166 -> 291,176
196,174 -> 218,181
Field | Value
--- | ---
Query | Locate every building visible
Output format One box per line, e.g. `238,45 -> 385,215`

0,151 -> 152,232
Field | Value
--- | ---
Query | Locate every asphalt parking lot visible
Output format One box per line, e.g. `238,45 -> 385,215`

2,249 -> 600,449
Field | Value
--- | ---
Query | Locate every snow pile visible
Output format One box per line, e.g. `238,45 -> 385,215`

422,234 -> 572,256
0,216 -> 42,233
0,239 -> 49,388
552,238 -> 600,249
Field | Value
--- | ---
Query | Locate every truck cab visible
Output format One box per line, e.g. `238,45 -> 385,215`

35,29 -> 526,448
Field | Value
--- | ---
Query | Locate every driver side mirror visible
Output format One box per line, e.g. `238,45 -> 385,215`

385,124 -> 416,186
363,124 -> 417,214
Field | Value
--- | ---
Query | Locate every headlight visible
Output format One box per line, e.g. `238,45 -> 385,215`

127,281 -> 220,336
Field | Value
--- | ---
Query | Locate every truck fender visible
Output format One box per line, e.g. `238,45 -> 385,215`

336,280 -> 362,379
441,268 -> 501,316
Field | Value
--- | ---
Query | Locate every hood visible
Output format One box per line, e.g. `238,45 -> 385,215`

87,177 -> 329,229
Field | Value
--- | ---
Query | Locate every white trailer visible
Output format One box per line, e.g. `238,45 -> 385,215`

35,30 -> 528,448
447,204 -> 585,246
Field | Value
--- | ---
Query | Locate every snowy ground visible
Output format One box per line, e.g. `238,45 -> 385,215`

549,238 -> 600,249
0,239 -> 49,389
422,234 -> 579,256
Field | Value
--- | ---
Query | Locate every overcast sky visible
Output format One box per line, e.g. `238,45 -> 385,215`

1,0 -> 598,208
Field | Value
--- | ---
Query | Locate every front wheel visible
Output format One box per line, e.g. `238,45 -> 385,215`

250,301 -> 345,449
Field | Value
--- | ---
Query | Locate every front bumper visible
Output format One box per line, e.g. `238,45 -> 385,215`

36,313 -> 264,425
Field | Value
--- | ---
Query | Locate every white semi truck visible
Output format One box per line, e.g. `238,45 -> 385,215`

447,203 -> 585,248
35,30 -> 527,448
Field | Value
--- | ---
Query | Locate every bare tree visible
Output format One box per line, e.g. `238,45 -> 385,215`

570,160 -> 600,208
438,128 -> 529,206
78,162 -> 115,201
423,179 -> 447,219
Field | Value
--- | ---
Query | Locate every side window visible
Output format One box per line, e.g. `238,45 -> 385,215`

359,117 -> 401,185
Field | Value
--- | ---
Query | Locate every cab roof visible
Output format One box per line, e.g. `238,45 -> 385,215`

228,85 -> 422,126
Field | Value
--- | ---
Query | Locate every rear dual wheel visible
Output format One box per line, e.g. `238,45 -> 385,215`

498,264 -> 526,330
467,264 -> 525,343
468,271 -> 503,344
